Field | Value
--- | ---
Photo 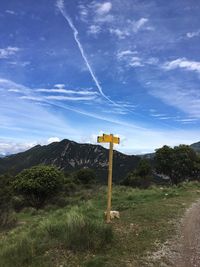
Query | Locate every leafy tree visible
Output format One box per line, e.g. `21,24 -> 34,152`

74,168 -> 96,184
121,159 -> 152,188
13,165 -> 64,209
155,145 -> 200,185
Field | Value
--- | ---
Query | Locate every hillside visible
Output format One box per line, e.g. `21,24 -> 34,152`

0,139 -> 140,182
190,141 -> 200,153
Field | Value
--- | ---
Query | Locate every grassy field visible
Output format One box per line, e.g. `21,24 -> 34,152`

1,182 -> 200,267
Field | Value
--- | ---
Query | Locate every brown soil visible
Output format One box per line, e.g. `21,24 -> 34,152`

175,200 -> 200,267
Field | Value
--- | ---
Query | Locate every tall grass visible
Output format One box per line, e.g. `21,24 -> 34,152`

0,204 -> 113,267
44,206 -> 113,251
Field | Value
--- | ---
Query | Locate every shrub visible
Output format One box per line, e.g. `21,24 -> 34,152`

12,196 -> 26,212
0,174 -> 16,228
13,165 -> 64,209
121,159 -> 152,189
121,173 -> 151,189
74,168 -> 96,185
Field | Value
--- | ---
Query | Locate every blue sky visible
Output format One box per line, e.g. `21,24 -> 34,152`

0,0 -> 200,155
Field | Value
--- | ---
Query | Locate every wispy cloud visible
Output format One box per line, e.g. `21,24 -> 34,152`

95,2 -> 112,16
5,10 -> 16,15
163,58 -> 200,73
109,28 -> 130,39
20,96 -> 42,101
186,30 -> 200,38
0,140 -> 35,155
91,1 -> 114,23
0,47 -> 20,59
109,18 -> 151,40
131,18 -> 149,33
87,25 -> 101,35
54,84 -> 65,89
117,50 -> 159,68
56,0 -> 116,105
45,95 -> 96,101
117,50 -> 143,67
149,84 -> 200,119
36,88 -> 98,95
117,50 -> 138,60
8,89 -> 20,93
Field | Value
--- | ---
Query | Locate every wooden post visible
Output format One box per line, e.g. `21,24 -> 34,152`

97,133 -> 120,223
106,134 -> 113,223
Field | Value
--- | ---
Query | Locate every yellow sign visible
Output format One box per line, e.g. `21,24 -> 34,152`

97,134 -> 120,144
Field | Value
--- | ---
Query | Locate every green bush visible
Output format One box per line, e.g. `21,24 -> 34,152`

121,159 -> 152,189
13,165 -> 64,209
74,168 -> 96,185
12,196 -> 26,212
0,174 -> 16,228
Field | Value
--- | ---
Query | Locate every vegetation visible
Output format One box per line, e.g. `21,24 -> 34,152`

0,174 -> 16,228
155,144 -> 200,184
1,183 -> 200,266
73,168 -> 96,185
1,143 -> 200,265
12,165 -> 64,209
121,159 -> 152,188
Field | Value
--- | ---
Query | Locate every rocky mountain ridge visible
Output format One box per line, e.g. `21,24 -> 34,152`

0,139 -> 140,182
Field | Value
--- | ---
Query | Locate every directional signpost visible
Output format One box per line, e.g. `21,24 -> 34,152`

97,133 -> 120,223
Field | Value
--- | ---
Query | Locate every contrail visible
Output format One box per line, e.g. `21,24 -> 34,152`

56,0 -> 116,105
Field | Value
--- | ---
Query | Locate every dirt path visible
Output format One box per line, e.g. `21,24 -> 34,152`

175,200 -> 200,267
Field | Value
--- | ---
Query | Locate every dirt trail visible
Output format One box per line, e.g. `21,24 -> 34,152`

175,200 -> 200,267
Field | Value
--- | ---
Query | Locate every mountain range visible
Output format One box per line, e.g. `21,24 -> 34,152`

0,139 -> 199,183
0,139 -> 140,183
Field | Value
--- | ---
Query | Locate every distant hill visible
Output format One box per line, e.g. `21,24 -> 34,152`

0,139 -> 140,183
190,141 -> 200,153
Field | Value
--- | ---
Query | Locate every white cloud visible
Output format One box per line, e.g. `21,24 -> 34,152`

47,137 -> 60,143
95,2 -> 112,15
109,28 -> 129,39
56,0 -> 115,105
0,78 -> 26,91
36,88 -> 98,95
9,61 -> 30,67
163,58 -> 200,73
54,84 -> 65,89
20,96 -> 42,101
8,89 -> 20,93
0,140 -> 35,155
117,50 -> 138,60
0,137 -> 60,155
117,50 -> 143,67
95,14 -> 114,23
88,25 -> 101,35
45,95 -> 96,101
5,10 -> 16,15
0,47 -> 20,59
129,57 -> 143,67
131,18 -> 149,33
186,30 -> 200,38
175,118 -> 198,123
150,86 -> 200,119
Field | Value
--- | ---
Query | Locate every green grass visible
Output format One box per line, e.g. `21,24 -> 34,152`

1,182 -> 200,266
